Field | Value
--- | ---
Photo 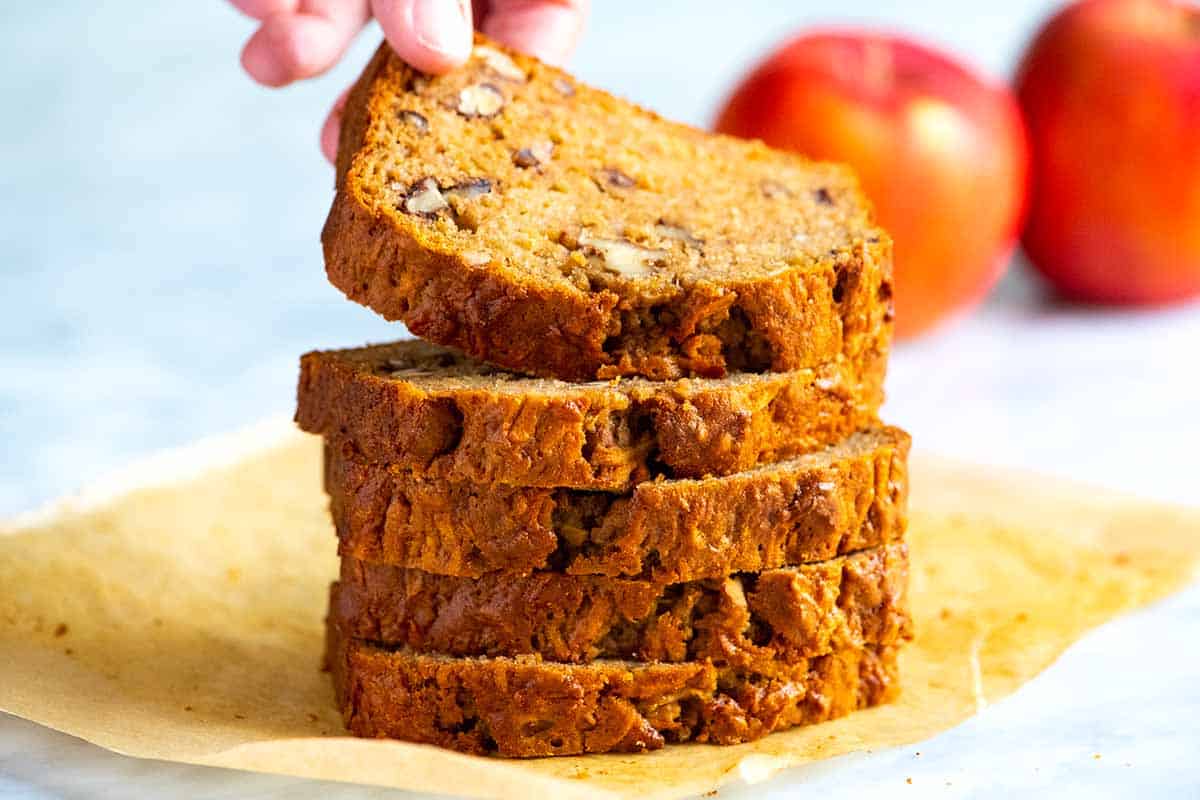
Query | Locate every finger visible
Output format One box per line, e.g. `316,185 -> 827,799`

371,0 -> 474,74
228,0 -> 299,21
240,1 -> 371,87
321,88 -> 351,164
480,0 -> 587,66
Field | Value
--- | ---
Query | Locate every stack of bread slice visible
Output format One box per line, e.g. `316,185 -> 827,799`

299,36 -> 912,757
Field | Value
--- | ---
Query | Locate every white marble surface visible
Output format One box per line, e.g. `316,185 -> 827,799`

2,1 -> 1199,797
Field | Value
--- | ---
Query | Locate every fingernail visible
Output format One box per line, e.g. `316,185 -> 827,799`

411,0 -> 471,58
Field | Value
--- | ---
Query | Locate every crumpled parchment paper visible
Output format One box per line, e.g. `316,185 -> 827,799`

2,421 -> 1197,800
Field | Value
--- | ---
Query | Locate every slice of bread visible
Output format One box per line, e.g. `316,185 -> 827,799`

297,338 -> 886,490
325,37 -> 893,380
334,543 -> 910,664
329,425 -> 909,581
326,599 -> 900,756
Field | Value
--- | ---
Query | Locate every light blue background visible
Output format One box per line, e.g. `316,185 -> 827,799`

2,0 -> 1058,516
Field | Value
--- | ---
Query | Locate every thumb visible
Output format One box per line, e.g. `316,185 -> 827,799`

479,0 -> 587,66
371,0 -> 474,73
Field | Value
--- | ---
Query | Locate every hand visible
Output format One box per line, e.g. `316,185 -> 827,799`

230,0 -> 589,161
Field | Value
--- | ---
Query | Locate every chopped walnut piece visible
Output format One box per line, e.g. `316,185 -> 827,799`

397,110 -> 428,133
513,141 -> 554,168
655,222 -> 704,248
456,83 -> 504,117
598,167 -> 636,189
473,45 -> 526,82
579,233 -> 666,277
444,178 -> 493,200
401,178 -> 448,216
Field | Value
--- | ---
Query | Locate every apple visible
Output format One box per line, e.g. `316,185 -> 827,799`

1016,0 -> 1200,304
715,32 -> 1029,339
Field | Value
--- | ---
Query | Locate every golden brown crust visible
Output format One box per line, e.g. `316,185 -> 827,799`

323,37 -> 894,381
335,544 -> 910,664
326,604 -> 901,757
317,35 -> 910,762
297,339 -> 887,489
334,39 -> 389,184
328,427 -> 910,581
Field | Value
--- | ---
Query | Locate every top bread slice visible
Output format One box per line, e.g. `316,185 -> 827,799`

325,36 -> 893,381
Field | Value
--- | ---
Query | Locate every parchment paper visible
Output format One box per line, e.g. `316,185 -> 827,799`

2,420 -> 1198,800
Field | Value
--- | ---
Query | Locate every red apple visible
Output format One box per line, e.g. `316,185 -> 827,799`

1016,0 -> 1200,304
715,32 -> 1028,339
